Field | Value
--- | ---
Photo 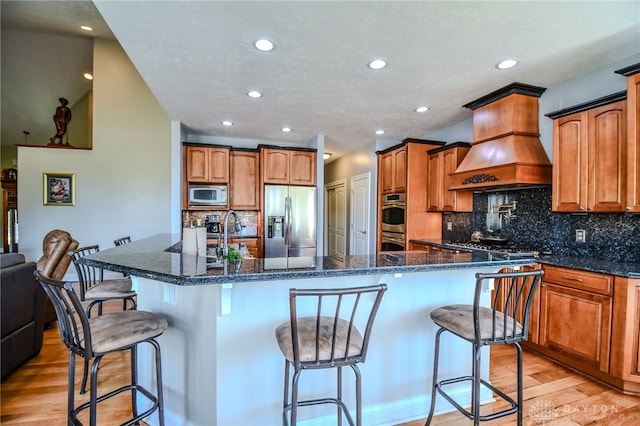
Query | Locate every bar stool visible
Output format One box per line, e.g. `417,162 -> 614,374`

69,245 -> 137,394
114,236 -> 131,246
275,284 -> 387,426
425,269 -> 544,425
34,270 -> 167,426
69,245 -> 136,316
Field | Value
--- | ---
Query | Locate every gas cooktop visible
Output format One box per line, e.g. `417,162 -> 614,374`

446,242 -> 542,258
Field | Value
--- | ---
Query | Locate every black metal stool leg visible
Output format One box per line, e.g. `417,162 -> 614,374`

425,327 -> 444,426
352,364 -> 362,426
152,339 -> 165,426
68,352 -> 76,424
131,344 -> 138,421
80,357 -> 89,394
282,360 -> 290,426
472,344 -> 481,426
291,369 -> 302,426
337,366 -> 343,426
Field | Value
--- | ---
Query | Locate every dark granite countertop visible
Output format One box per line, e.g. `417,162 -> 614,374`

79,234 -> 538,286
410,239 -> 640,278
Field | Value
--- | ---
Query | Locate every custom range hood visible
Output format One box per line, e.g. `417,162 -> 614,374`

449,83 -> 552,191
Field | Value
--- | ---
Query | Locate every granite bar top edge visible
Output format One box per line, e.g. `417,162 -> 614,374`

78,234 -> 538,286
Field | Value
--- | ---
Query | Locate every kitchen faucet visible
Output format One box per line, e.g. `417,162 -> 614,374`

222,210 -> 240,257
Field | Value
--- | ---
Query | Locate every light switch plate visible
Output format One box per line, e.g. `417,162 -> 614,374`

576,229 -> 586,243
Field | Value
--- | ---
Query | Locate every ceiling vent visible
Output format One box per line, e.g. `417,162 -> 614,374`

449,83 -> 552,191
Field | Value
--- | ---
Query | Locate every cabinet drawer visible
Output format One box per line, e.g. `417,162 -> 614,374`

543,265 -> 613,295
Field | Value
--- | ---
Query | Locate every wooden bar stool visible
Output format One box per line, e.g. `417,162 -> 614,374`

275,284 -> 387,426
34,270 -> 167,426
425,269 -> 543,425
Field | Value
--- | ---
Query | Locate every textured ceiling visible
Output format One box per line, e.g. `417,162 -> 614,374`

2,1 -> 640,160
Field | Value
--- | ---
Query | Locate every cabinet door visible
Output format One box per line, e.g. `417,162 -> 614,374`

442,149 -> 472,212
186,146 -> 209,182
208,148 -> 230,183
380,152 -> 394,194
426,153 -> 442,211
627,73 -> 640,212
262,149 -> 290,184
290,151 -> 316,186
539,282 -> 612,372
588,100 -> 627,212
393,147 -> 407,193
230,151 -> 259,210
552,112 -> 588,212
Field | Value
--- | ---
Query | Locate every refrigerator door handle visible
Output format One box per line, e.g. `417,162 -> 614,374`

284,196 -> 292,247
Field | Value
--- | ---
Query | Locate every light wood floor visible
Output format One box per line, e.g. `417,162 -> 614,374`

2,309 -> 640,425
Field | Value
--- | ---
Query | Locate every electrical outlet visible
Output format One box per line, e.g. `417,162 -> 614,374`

575,229 -> 586,243
446,221 -> 453,231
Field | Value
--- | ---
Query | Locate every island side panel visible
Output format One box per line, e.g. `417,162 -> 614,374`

135,267 -> 498,426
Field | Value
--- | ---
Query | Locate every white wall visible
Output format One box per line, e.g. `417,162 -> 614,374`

18,39 -> 172,265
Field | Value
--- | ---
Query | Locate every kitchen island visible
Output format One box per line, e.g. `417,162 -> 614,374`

81,234 -> 539,426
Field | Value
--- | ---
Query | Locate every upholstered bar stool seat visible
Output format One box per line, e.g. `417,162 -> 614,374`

84,277 -> 135,300
87,310 -> 167,353
276,316 -> 364,362
430,305 -> 523,341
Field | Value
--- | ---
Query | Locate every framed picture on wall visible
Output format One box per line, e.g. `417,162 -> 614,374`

43,173 -> 75,206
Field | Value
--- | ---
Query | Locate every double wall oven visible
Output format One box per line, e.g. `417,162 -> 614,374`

381,193 -> 406,251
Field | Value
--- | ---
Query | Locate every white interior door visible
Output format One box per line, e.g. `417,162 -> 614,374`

350,172 -> 371,255
325,180 -> 346,262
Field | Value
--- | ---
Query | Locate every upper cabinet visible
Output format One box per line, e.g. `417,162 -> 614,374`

185,146 -> 230,183
261,147 -> 316,186
230,150 -> 259,210
427,143 -> 473,212
616,64 -> 640,212
549,94 -> 627,212
379,146 -> 406,194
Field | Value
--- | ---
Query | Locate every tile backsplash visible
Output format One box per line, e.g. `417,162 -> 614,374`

442,187 -> 639,263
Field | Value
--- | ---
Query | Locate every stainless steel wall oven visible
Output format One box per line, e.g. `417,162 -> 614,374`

381,193 -> 405,251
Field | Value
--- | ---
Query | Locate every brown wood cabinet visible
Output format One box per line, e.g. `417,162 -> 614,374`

380,146 -> 406,194
261,148 -> 316,186
427,143 -> 473,212
230,237 -> 262,258
1,173 -> 18,252
538,266 -> 613,373
230,150 -> 259,210
617,65 -> 640,212
185,146 -> 230,183
610,277 -> 640,394
551,97 -> 627,212
376,139 -> 446,252
522,264 -> 640,395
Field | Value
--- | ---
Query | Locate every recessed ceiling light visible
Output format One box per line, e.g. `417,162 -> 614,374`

496,59 -> 518,70
282,127 -> 292,133
376,129 -> 385,135
83,73 -> 93,80
368,59 -> 387,70
254,39 -> 274,52
323,153 -> 332,160
415,106 -> 429,113
222,120 -> 233,126
247,90 -> 262,98
80,25 -> 93,32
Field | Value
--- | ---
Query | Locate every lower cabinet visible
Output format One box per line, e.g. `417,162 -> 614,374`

539,279 -> 612,373
524,265 -> 640,395
230,237 -> 262,259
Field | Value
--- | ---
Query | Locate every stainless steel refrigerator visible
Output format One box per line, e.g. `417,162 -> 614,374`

264,185 -> 316,258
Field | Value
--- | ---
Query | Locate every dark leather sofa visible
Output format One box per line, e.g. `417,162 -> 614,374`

1,253 -> 47,379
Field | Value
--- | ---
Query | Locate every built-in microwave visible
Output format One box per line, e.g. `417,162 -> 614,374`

188,184 -> 227,206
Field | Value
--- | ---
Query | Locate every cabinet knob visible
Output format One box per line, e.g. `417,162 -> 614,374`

627,206 -> 632,211
579,206 -> 585,211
